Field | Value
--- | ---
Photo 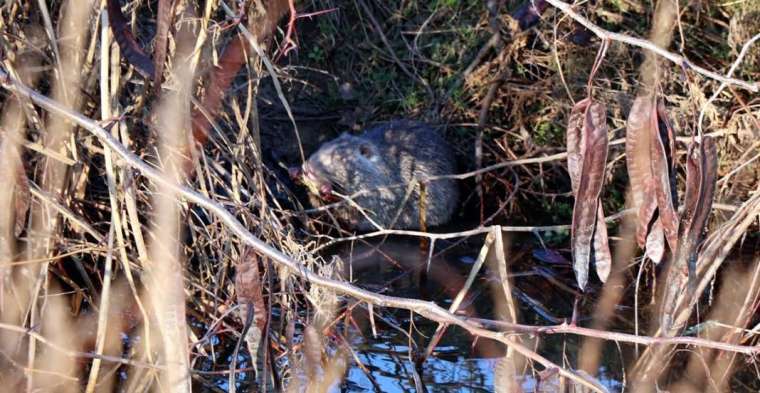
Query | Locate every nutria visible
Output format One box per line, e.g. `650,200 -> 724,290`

296,120 -> 459,231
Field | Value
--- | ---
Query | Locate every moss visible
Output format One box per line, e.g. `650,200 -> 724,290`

401,89 -> 422,111
533,121 -> 564,146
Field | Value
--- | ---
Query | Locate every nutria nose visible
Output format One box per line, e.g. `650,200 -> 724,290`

319,184 -> 332,199
299,162 -> 334,199
288,166 -> 303,182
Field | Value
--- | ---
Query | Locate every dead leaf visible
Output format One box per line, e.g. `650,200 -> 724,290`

636,179 -> 659,249
644,219 -> 665,264
659,137 -> 718,333
625,95 -> 655,221
649,101 -> 679,252
153,0 -> 176,93
234,248 -> 267,367
566,98 -> 611,289
592,204 -> 612,282
678,137 -> 718,289
107,0 -> 155,79
626,96 -> 679,263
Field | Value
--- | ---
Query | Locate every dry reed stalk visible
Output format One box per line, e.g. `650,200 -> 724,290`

577,218 -> 638,375
83,224 -> 115,393
0,66 -> 651,389
33,281 -> 84,392
82,279 -> 135,393
631,190 -> 760,386
141,11 -> 198,392
488,230 -> 528,391
105,4 -> 155,366
144,97 -> 193,388
84,9 -> 121,392
0,55 -> 38,286
669,256 -> 760,392
103,2 -> 156,372
638,0 -> 677,94
24,1 -> 94,391
0,48 -> 42,390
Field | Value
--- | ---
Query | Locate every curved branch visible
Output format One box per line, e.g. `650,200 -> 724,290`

543,0 -> 759,92
0,69 -> 606,392
4,70 -> 759,390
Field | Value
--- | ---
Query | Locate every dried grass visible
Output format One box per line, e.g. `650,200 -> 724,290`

0,0 -> 757,391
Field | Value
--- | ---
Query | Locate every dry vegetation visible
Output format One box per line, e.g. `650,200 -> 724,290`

0,0 -> 758,392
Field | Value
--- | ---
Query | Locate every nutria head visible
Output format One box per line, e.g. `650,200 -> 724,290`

299,132 -> 396,203
293,122 -> 458,231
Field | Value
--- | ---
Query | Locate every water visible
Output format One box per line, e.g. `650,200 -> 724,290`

328,236 -> 623,392
184,235 -> 628,392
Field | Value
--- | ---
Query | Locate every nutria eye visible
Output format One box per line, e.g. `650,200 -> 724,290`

359,144 -> 373,158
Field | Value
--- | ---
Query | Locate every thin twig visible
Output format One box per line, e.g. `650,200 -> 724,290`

543,0 -> 759,92
0,68 -> 607,392
219,1 -> 305,162
84,13 -> 117,391
0,322 -> 159,370
697,33 -> 760,136
420,231 -> 496,363
313,210 -> 633,251
468,318 -> 760,355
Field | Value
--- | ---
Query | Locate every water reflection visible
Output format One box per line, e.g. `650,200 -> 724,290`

187,236 -> 626,392
326,237 -> 500,391
328,237 -> 624,392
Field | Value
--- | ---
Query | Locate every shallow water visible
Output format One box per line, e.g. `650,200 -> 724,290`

183,235 -> 632,392
182,233 -> 760,392
328,236 -> 624,392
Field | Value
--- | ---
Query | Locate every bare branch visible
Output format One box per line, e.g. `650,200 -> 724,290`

469,318 -> 760,356
697,32 -> 760,135
312,210 -> 633,252
543,0 -> 759,92
0,68 -> 608,392
3,68 -> 757,391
